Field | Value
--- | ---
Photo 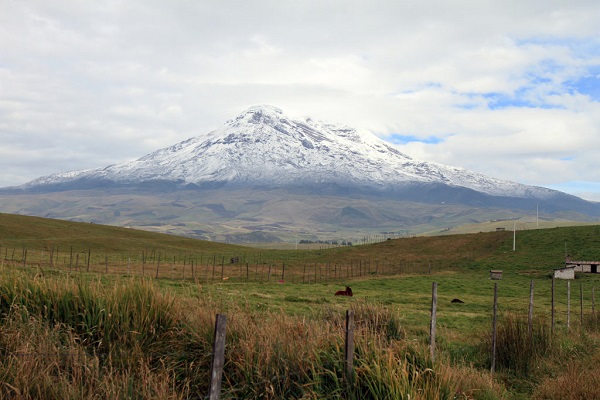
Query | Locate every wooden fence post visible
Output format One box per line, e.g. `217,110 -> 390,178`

593,287 -> 596,318
567,281 -> 571,330
491,282 -> 498,374
551,277 -> 555,335
171,256 -> 175,280
221,257 -> 225,281
156,254 -> 160,279
344,310 -> 355,386
580,283 -> 583,326
528,279 -> 534,336
212,256 -> 216,281
208,314 -> 227,400
430,282 -> 438,362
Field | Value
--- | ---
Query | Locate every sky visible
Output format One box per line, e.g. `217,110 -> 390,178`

1,0 -> 600,201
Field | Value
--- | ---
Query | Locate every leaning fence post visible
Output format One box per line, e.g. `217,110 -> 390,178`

430,282 -> 438,362
208,313 -> 227,400
491,282 -> 498,374
344,310 -> 355,386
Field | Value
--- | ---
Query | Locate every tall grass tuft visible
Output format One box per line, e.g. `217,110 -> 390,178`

582,310 -> 600,332
222,309 -> 344,398
320,300 -> 406,341
484,313 -> 553,375
0,270 -> 209,397
0,302 -> 186,399
531,348 -> 600,399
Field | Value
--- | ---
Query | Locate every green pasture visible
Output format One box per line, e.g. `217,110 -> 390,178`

161,265 -> 600,337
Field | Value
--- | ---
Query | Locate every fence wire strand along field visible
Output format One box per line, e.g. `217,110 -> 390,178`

0,245 -> 443,283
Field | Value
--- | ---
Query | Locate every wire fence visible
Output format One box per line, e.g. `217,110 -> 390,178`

0,245 -> 444,283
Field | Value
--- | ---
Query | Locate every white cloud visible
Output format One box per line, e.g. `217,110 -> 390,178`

0,0 -> 599,201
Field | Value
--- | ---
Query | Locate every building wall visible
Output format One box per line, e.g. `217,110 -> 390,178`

566,263 -> 598,273
554,268 -> 575,279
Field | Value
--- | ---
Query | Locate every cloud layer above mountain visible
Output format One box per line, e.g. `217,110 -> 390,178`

1,0 -> 599,200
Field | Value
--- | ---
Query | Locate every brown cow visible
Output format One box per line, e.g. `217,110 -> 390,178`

335,286 -> 353,296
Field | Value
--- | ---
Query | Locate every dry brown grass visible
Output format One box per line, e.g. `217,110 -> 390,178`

0,268 -> 509,399
531,351 -> 600,399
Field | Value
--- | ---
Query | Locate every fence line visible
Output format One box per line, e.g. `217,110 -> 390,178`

0,246 -> 442,283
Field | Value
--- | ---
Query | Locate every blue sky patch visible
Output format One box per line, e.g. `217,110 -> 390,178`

483,90 -> 564,110
388,134 -> 443,145
567,66 -> 600,101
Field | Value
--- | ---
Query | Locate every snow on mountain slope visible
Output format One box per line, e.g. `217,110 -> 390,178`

21,105 -> 559,199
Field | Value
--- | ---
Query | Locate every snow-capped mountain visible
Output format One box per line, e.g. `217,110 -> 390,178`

18,105 -> 562,200
3,105 -> 599,241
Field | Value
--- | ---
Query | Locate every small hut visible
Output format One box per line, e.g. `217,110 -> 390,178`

490,270 -> 503,280
554,266 -> 575,280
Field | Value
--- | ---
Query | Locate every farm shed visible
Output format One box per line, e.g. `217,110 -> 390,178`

565,257 -> 600,274
554,266 -> 575,280
489,270 -> 503,280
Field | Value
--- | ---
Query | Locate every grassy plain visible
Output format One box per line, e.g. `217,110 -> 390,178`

2,212 -> 600,398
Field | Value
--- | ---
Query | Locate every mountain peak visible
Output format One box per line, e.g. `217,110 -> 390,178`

228,105 -> 285,126
244,104 -> 284,115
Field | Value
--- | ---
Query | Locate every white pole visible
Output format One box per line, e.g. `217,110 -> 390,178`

513,221 -> 516,252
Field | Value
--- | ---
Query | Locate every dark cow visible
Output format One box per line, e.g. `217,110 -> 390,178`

335,286 -> 353,297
